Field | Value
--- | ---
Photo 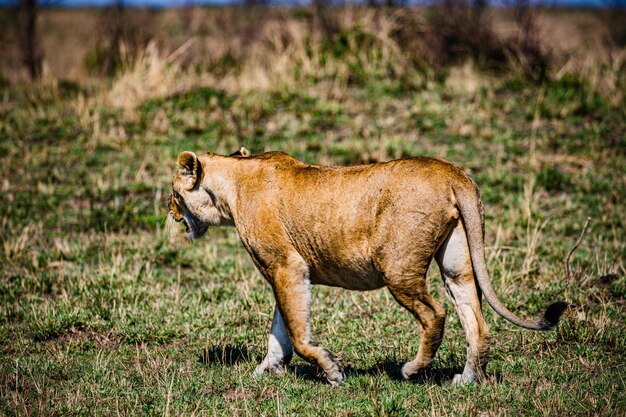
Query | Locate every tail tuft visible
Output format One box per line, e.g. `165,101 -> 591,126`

538,301 -> 569,330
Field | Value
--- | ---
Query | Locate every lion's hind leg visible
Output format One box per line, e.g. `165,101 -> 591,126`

435,219 -> 491,385
385,269 -> 447,380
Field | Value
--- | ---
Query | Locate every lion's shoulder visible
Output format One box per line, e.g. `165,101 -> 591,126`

250,151 -> 298,162
247,152 -> 308,172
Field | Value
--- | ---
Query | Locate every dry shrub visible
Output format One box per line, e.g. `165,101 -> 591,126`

552,6 -> 626,105
573,47 -> 626,106
85,4 -> 157,76
96,5 -> 624,107
503,0 -> 553,81
596,1 -> 626,104
106,41 -> 201,110
417,0 -> 555,81
421,0 -> 505,68
234,7 -> 418,93
445,61 -> 486,94
601,0 -> 626,47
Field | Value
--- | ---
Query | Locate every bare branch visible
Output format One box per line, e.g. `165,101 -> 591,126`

564,216 -> 590,282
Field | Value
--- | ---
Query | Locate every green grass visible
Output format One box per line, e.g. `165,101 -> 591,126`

0,71 -> 624,416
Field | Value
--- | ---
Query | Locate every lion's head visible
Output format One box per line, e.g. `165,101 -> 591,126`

168,148 -> 249,240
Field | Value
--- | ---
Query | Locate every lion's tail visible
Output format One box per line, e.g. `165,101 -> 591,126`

453,177 -> 568,330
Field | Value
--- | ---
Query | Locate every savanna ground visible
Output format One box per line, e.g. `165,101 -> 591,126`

0,5 -> 625,416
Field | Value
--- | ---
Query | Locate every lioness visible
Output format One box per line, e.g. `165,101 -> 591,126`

168,147 -> 567,386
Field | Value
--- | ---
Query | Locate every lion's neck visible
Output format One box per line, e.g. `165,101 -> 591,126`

199,155 -> 246,226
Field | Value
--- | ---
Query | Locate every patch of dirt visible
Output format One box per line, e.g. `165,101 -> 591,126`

223,388 -> 255,402
49,327 -> 120,350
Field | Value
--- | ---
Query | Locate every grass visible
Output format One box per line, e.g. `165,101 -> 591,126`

1,9 -> 625,415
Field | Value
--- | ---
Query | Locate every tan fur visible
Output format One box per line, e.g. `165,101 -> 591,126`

168,149 -> 567,385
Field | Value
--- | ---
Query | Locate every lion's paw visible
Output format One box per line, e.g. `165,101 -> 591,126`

401,363 -> 415,380
253,361 -> 287,378
400,362 -> 429,380
325,362 -> 346,386
327,369 -> 346,386
452,374 -> 464,386
451,373 -> 477,386
252,363 -> 268,378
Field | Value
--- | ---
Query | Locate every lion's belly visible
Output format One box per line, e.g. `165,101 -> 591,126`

290,231 -> 385,290
308,263 -> 385,291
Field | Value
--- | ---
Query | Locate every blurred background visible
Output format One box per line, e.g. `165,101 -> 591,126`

1,1 -> 625,93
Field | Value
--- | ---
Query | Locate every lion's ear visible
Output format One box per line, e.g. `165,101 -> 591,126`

177,151 -> 201,190
230,147 -> 250,157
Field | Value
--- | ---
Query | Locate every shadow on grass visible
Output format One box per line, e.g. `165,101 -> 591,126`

199,347 -> 502,386
199,344 -> 263,367
291,361 -> 469,386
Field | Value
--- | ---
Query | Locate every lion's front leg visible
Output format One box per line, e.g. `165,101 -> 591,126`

272,260 -> 345,386
253,305 -> 293,377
